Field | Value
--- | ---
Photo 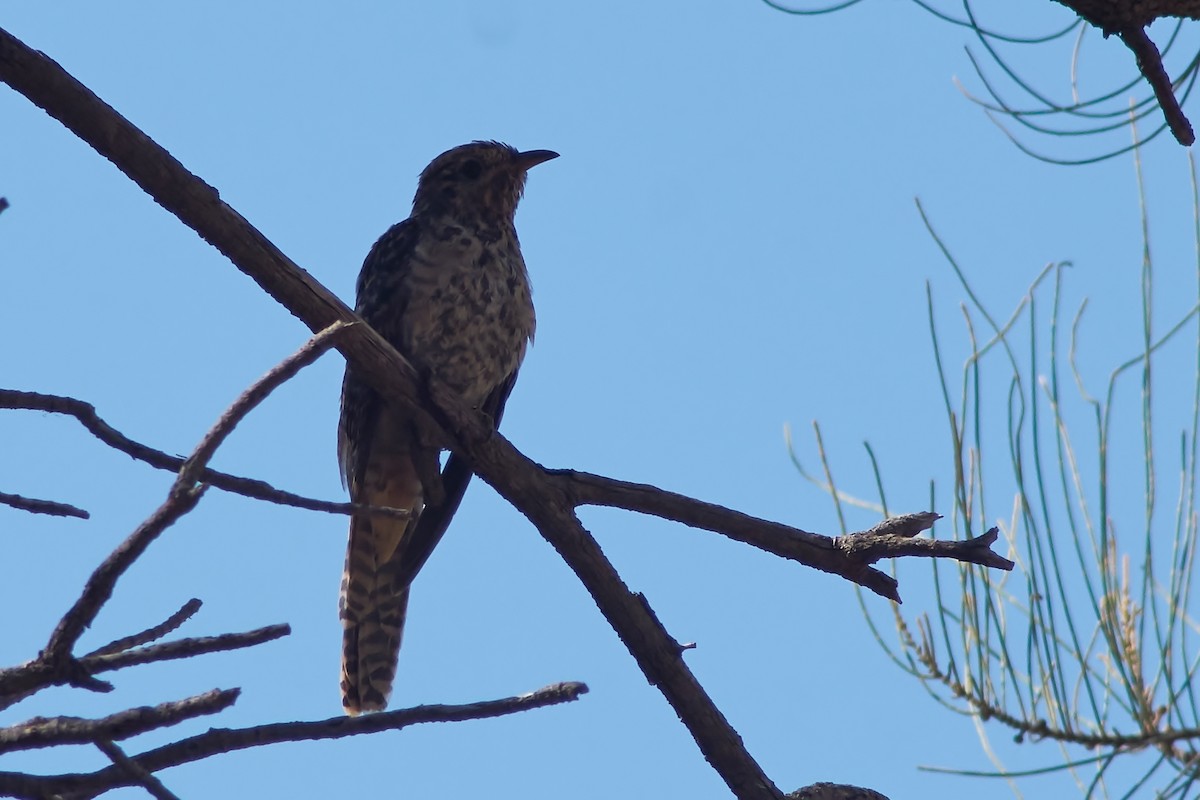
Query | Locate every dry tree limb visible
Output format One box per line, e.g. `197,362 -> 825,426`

93,739 -> 181,800
0,599 -> 268,709
176,321 -> 349,487
0,489 -> 89,519
556,474 -> 1012,602
42,324 -> 342,668
41,485 -> 207,681
80,624 -> 291,677
0,388 -> 408,521
0,682 -> 588,800
1118,26 -> 1195,145
0,688 -> 239,754
0,27 -> 1008,799
1050,0 -> 1199,144
0,620 -> 290,712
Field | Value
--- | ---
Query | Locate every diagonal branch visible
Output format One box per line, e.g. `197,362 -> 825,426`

176,321 -> 348,487
84,598 -> 204,658
41,485 -> 206,681
41,324 -> 343,669
1048,0 -> 1198,145
93,739 -> 181,800
1118,26 -> 1195,145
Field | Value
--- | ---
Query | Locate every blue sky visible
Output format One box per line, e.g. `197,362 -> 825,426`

4,2 -> 1200,798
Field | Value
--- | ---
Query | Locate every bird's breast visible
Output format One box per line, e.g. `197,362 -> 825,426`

405,228 -> 534,403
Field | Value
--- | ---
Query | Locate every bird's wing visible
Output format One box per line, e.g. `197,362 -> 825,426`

391,367 -> 521,589
338,218 -> 420,490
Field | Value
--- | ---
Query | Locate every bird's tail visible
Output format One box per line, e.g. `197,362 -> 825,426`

339,474 -> 418,715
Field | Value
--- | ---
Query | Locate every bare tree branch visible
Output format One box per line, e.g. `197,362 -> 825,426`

0,688 -> 239,754
85,598 -> 204,658
0,682 -> 588,800
42,484 -> 206,680
93,739 -> 181,800
81,624 -> 291,677
556,474 -> 1012,601
177,321 -> 347,487
0,388 -> 409,520
835,519 -> 1012,571
0,489 -> 89,519
1045,0 -> 1199,144
41,324 -> 341,670
0,621 -> 290,712
1118,25 -> 1195,145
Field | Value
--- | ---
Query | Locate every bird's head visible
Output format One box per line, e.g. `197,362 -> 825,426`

411,141 -> 558,224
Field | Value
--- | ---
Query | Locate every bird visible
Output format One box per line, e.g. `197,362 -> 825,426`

337,141 -> 557,714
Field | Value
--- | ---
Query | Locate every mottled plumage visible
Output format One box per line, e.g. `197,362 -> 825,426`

337,141 -> 556,714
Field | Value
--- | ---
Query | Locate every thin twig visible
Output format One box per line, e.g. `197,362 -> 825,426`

0,388 -> 408,520
0,490 -> 88,519
85,598 -> 204,658
177,321 -> 347,487
41,486 -> 205,673
0,622 -> 289,712
93,740 -> 180,800
81,624 -> 292,676
43,325 -> 342,668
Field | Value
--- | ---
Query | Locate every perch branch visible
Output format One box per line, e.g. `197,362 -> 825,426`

0,30 -> 782,798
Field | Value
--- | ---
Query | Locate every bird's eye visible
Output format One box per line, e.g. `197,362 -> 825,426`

459,159 -> 483,180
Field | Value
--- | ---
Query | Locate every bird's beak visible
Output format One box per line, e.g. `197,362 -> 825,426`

515,149 -> 559,171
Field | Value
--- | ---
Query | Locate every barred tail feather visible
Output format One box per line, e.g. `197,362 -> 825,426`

340,510 -> 413,715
